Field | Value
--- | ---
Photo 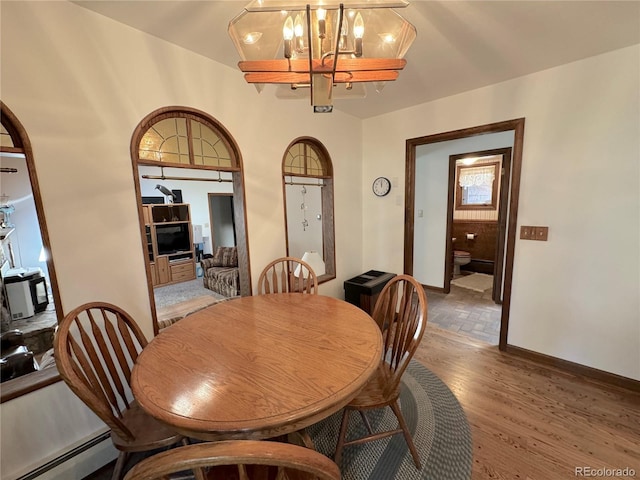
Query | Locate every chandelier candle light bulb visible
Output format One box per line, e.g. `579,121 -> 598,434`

316,8 -> 327,38
294,14 -> 305,51
283,16 -> 294,58
340,16 -> 349,49
353,12 -> 364,56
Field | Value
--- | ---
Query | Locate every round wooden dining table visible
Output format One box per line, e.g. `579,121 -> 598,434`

131,293 -> 383,441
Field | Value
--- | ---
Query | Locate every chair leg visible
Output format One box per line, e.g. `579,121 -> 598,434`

359,411 -> 373,435
288,429 -> 315,450
111,451 -> 128,480
334,409 -> 351,466
390,400 -> 421,469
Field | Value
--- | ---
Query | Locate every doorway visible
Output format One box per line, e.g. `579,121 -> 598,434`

446,147 -> 512,304
208,193 -> 236,250
405,119 -> 525,350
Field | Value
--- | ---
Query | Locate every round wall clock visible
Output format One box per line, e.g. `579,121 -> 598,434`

372,176 -> 392,197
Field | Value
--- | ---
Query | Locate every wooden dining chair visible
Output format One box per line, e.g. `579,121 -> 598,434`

123,440 -> 341,480
334,274 -> 428,469
257,256 -> 319,294
53,302 -> 188,480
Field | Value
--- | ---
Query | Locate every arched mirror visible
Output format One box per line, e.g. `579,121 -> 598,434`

130,107 -> 251,334
0,101 -> 62,402
282,137 -> 336,282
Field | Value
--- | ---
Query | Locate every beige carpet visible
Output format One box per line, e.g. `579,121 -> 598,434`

451,273 -> 493,292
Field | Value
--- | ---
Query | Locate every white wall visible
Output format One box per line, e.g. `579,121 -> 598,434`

413,132 -> 514,288
363,45 -> 640,381
413,149 -> 448,287
0,2 -> 363,478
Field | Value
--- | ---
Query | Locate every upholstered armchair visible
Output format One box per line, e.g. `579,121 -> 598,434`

201,246 -> 240,297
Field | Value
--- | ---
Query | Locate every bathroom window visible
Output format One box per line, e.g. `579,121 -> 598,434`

282,138 -> 335,283
456,161 -> 499,210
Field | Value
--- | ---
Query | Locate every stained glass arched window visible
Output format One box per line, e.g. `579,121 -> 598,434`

137,112 -> 238,170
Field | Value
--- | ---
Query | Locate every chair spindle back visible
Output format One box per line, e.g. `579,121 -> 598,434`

54,302 -> 148,442
257,257 -> 318,295
371,274 -> 427,392
123,440 -> 341,480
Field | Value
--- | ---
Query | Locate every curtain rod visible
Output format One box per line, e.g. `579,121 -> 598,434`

283,181 -> 325,187
141,174 -> 232,183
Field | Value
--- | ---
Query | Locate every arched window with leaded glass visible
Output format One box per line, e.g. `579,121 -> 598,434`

282,138 -> 335,282
137,111 -> 238,170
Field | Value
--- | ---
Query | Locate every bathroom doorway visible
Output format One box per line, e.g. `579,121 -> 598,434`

404,118 -> 525,350
446,147 -> 512,304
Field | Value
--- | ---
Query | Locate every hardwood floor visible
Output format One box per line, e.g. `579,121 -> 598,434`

414,325 -> 640,479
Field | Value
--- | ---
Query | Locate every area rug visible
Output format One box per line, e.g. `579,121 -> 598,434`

451,273 -> 493,293
307,360 -> 472,480
84,361 -> 472,480
156,295 -> 231,330
154,278 -> 231,329
154,278 -> 226,308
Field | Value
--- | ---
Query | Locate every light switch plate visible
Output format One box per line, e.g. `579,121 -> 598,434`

520,225 -> 549,241
534,226 -> 549,241
520,226 -> 532,240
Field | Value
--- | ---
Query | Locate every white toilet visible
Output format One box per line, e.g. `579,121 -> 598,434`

453,250 -> 471,276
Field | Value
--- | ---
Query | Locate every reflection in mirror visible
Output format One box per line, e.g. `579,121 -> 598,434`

282,138 -> 335,282
455,159 -> 500,210
1,102 -> 62,402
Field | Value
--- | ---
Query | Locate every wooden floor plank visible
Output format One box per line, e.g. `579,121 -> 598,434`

414,325 -> 640,479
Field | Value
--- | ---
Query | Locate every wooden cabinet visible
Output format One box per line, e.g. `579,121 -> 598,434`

170,260 -> 195,282
156,256 -> 171,284
142,203 -> 196,287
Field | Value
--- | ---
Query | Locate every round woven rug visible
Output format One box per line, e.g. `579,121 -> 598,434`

307,360 -> 473,480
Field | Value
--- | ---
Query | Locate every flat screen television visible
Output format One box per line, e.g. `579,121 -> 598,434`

156,224 -> 191,255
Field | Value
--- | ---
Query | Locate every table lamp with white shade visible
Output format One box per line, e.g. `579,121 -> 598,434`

295,251 -> 325,277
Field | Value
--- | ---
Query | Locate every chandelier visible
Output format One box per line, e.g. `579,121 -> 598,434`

228,0 -> 416,113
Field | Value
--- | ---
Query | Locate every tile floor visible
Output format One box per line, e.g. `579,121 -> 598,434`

424,282 -> 502,344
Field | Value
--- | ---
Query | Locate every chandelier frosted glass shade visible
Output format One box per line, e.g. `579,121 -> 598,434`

228,0 -> 416,112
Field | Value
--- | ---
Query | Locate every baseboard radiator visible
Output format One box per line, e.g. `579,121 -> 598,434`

16,432 -> 111,480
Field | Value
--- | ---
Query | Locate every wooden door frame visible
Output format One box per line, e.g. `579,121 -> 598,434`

404,119 -> 525,350
446,147 -> 512,302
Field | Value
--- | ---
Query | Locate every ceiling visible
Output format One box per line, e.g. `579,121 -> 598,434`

74,1 -> 640,119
